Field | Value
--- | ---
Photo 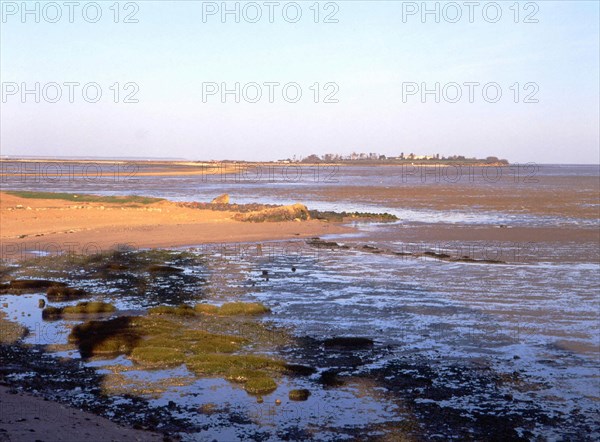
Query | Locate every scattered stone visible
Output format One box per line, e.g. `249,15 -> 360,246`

8,280 -> 67,290
104,263 -> 129,271
46,286 -> 88,301
42,302 -> 116,320
424,251 -> 451,259
284,364 -> 317,376
289,389 -> 311,401
198,403 -> 217,415
147,264 -> 184,273
306,238 -> 349,249
234,203 -> 310,222
211,194 -> 230,204
244,377 -> 277,395
323,337 -> 374,349
320,370 -> 344,387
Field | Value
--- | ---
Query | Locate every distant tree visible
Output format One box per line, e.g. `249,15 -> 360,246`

301,154 -> 321,163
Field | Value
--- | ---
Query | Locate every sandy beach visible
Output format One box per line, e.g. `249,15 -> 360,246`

0,192 -> 351,259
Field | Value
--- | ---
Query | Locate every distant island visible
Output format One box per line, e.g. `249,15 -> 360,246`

1,154 -> 509,167
283,153 -> 509,165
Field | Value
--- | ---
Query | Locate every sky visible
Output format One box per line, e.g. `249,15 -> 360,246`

1,0 -> 599,163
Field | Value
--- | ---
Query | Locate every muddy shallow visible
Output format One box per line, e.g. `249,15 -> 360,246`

1,236 -> 598,441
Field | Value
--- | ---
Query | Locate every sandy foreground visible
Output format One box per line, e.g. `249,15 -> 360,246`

0,386 -> 162,442
0,192 -> 351,259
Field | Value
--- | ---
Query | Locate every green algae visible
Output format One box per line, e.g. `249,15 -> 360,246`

42,301 -> 116,319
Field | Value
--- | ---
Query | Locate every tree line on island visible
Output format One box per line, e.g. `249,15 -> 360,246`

278,153 -> 508,164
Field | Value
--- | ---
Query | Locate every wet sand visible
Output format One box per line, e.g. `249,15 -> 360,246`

2,189 -> 597,262
0,386 -> 162,442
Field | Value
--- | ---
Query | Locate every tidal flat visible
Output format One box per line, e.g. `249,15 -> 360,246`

1,163 -> 599,440
1,241 -> 598,441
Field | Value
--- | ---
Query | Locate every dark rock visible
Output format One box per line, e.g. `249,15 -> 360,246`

8,280 -> 67,290
147,265 -> 184,273
323,337 -> 374,349
46,287 -> 87,301
289,389 -> 311,401
104,263 -> 129,271
320,370 -> 344,387
423,251 -> 451,259
284,364 -> 317,376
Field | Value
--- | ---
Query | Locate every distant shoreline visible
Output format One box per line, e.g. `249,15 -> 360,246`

0,158 -> 512,178
3,157 -> 597,167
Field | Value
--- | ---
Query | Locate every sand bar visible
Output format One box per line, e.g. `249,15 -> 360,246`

0,192 -> 352,259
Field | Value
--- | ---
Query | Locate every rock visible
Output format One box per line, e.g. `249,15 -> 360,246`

38,299 -> 46,308
289,389 -> 311,401
233,203 -> 310,222
211,194 -> 230,204
46,286 -> 88,301
147,265 -> 184,273
320,370 -> 344,387
104,263 -> 129,271
284,364 -> 316,376
198,403 -> 217,415
323,337 -> 374,349
306,238 -> 347,249
9,280 -> 67,290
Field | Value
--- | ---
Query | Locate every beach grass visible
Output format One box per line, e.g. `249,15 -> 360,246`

5,191 -> 163,205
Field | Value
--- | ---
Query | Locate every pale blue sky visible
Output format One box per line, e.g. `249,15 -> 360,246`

1,0 -> 599,163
